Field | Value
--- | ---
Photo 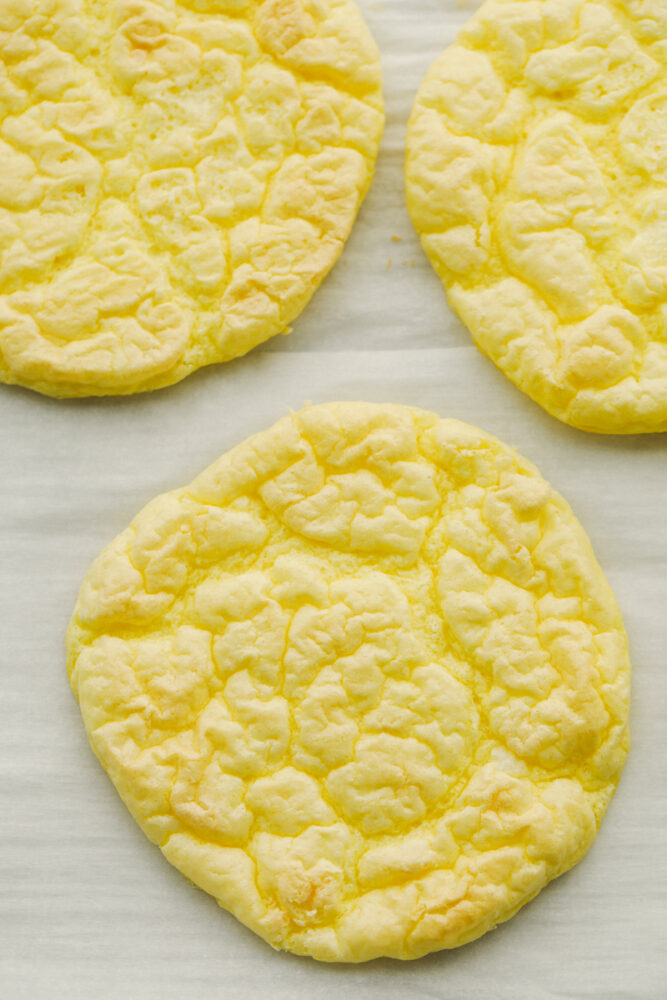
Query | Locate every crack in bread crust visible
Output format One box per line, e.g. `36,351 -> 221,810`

406,0 -> 667,433
0,0 -> 383,397
67,403 -> 631,962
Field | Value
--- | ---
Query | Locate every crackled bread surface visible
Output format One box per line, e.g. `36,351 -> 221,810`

406,0 -> 667,433
0,1 -> 382,397
67,403 -> 630,961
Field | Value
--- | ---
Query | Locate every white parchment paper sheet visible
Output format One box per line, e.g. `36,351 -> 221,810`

1,2 -> 665,998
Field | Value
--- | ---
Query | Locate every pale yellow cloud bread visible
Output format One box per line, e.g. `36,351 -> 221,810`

67,402 -> 630,962
406,0 -> 667,434
0,0 -> 382,397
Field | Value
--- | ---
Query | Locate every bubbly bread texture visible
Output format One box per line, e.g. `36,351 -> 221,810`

67,403 -> 630,961
406,0 -> 667,434
0,1 -> 382,397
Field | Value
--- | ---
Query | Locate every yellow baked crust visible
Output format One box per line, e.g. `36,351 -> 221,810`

0,0 -> 382,397
406,0 -> 667,433
67,403 -> 630,961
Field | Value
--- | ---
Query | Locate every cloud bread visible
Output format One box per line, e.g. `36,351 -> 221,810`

0,1 -> 382,397
406,0 -> 667,433
67,402 -> 630,961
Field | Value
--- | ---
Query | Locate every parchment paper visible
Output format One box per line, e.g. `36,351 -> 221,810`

1,2 -> 665,997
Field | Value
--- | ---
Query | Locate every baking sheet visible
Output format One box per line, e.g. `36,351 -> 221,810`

1,2 -> 666,997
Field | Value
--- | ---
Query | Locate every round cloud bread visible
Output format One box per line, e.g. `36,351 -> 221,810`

0,1 -> 382,398
406,0 -> 667,434
67,403 -> 630,962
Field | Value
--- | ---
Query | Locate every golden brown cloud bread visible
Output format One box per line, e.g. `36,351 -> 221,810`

67,403 -> 630,961
0,1 -> 382,397
406,0 -> 667,433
